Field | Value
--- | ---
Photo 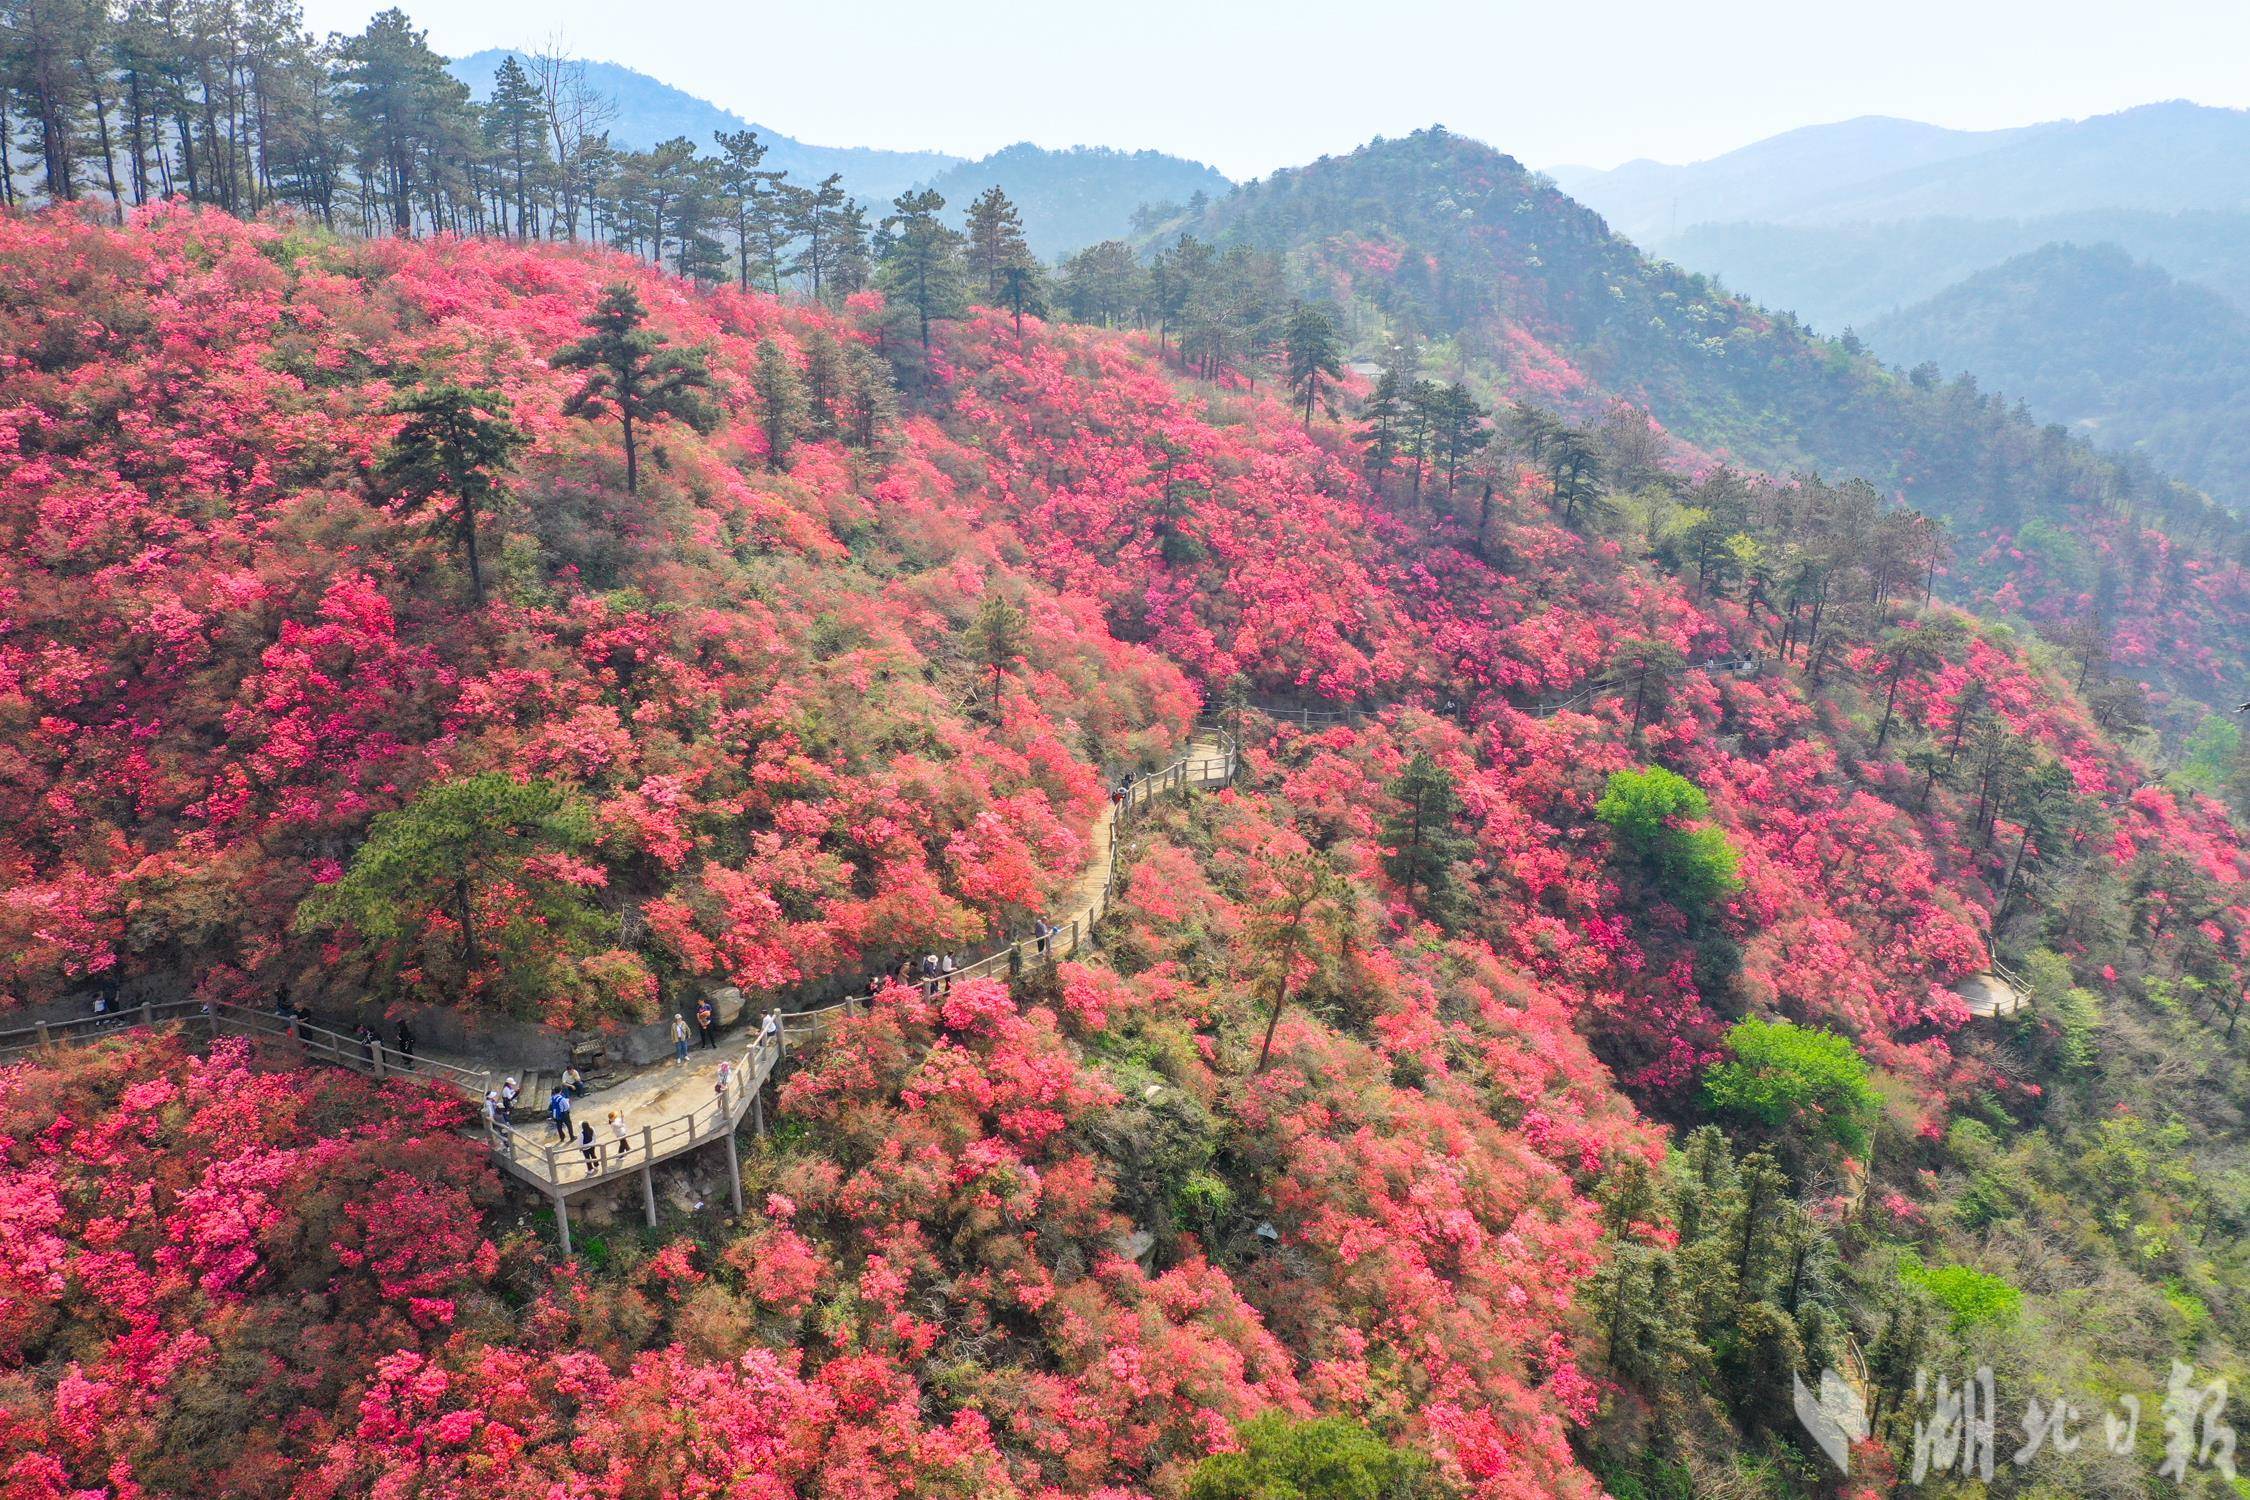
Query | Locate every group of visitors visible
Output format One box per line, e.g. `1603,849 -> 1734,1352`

271,989 -> 313,1038
671,997 -> 722,1064
911,952 -> 960,996
542,1069 -> 589,1138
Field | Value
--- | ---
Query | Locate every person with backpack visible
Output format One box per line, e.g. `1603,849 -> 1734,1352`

921,953 -> 941,997
673,1014 -> 690,1064
548,1086 -> 573,1142
695,998 -> 717,1049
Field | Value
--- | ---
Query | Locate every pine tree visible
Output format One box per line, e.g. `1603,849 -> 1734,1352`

1379,752 -> 1475,920
483,55 -> 548,238
879,187 -> 967,353
375,381 -> 527,606
964,588 -> 1029,726
293,773 -> 611,1016
1282,302 -> 1344,430
802,328 -> 848,439
998,260 -> 1046,335
845,342 -> 899,449
712,128 -> 782,292
555,282 -> 717,494
1356,367 -> 1406,478
1058,240 -> 1146,326
751,337 -> 805,472
963,184 -> 1032,301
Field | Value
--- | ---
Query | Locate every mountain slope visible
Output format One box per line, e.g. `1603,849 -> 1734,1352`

1189,126 -> 2250,699
7,202 -> 2250,1500
447,49 -> 959,200
1866,241 -> 2250,507
1555,100 -> 2250,243
923,143 -> 1230,259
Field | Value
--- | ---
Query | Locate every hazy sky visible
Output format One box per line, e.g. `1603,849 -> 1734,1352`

297,0 -> 2250,178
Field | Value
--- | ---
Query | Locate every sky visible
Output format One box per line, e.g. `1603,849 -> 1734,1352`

297,0 -> 2250,179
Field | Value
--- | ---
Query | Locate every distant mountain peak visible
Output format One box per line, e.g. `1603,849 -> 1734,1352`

445,49 -> 961,202
1550,99 -> 2250,243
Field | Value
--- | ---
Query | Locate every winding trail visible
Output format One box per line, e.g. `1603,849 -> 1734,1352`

0,728 -> 1237,1253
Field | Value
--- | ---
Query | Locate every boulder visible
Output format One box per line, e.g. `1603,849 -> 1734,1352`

707,986 -> 747,1027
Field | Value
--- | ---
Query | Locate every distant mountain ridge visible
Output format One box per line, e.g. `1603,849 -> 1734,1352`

447,50 -> 961,203
1655,210 -> 2250,332
1866,241 -> 2250,509
919,144 -> 1230,259
1554,101 -> 2250,245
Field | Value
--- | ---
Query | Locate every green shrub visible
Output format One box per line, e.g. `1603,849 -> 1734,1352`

1188,1412 -> 1436,1500
1899,1252 -> 2022,1332
1594,766 -> 1743,911
1703,1018 -> 1877,1153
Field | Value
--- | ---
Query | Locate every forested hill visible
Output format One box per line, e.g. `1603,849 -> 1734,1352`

1186,127 -> 2250,702
1866,242 -> 2250,509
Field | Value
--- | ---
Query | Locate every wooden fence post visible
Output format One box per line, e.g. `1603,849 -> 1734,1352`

723,1124 -> 744,1216
641,1165 -> 657,1228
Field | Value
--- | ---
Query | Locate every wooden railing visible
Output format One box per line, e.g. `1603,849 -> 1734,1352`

483,1027 -> 781,1192
778,727 -> 1237,1049
0,726 -> 1239,1250
1245,656 -> 1759,729
0,996 -> 491,1096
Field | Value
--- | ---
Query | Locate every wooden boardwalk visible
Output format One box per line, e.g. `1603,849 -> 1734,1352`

0,728 -> 1238,1254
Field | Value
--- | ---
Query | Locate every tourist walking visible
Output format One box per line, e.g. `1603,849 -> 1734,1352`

483,1090 -> 502,1128
395,1019 -> 417,1069
579,1120 -> 599,1173
673,1013 -> 690,1064
500,1076 -> 521,1118
548,1086 -> 573,1142
609,1109 -> 630,1162
696,998 -> 717,1049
